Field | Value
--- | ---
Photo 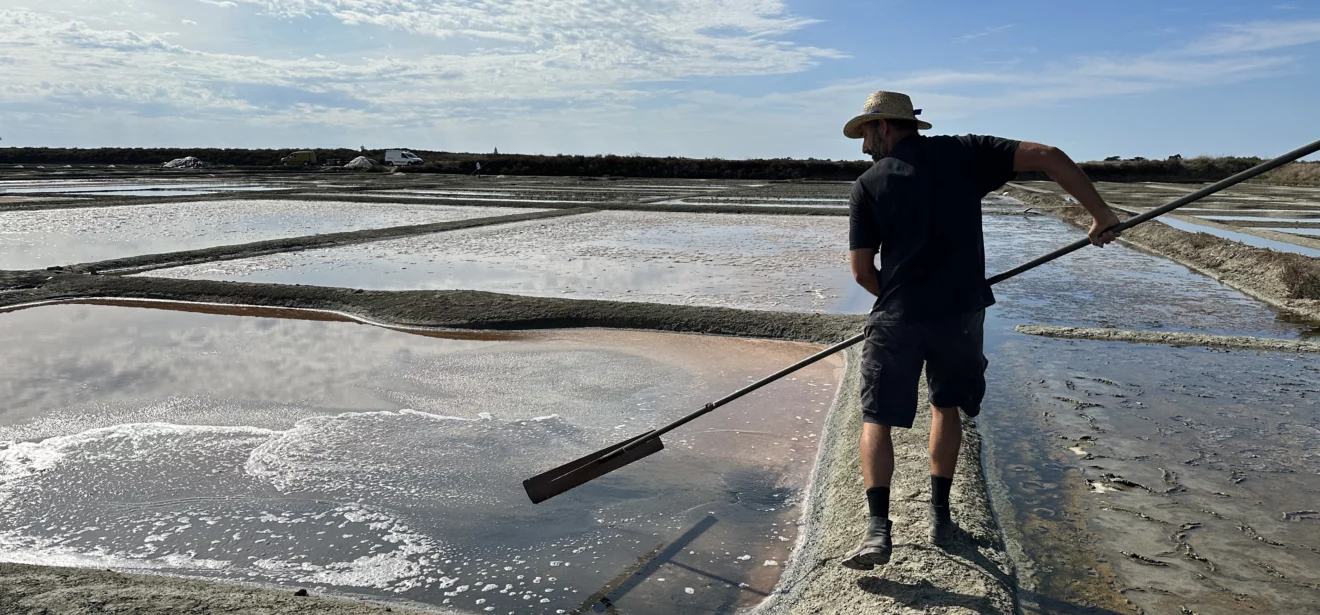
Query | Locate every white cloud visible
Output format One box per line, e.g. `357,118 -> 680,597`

1,5 -> 1318,157
0,1 -> 839,125
956,24 -> 1014,42
1181,19 -> 1320,55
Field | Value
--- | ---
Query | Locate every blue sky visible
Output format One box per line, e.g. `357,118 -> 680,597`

1,0 -> 1318,161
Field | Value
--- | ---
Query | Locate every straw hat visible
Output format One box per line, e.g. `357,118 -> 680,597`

843,90 -> 931,139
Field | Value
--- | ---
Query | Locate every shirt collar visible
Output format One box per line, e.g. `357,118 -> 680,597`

887,134 -> 921,161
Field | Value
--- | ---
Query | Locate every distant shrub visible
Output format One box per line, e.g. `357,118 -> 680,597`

0,147 -> 1311,184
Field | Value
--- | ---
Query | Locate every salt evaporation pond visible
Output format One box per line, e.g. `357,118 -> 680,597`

0,302 -> 841,614
0,200 -> 542,270
148,211 -> 872,314
971,210 -> 1319,612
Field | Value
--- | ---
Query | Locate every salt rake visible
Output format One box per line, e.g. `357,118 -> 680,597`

523,137 -> 1320,505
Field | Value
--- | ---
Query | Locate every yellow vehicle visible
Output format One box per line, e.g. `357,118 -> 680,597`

280,150 -> 318,166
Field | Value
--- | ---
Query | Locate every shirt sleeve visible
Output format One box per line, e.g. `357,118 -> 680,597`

960,135 -> 1020,195
848,179 -> 881,251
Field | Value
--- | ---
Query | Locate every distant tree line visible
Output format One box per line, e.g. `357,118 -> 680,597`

2,147 -> 1313,184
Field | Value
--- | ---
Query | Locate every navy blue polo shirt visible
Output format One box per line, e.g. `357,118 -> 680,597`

848,134 -> 1020,323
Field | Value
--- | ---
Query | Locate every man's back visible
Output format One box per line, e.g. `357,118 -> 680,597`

848,134 -> 1019,322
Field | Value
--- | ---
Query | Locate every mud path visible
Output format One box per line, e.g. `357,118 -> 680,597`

754,349 -> 1016,615
0,275 -> 864,344
1015,324 -> 1320,353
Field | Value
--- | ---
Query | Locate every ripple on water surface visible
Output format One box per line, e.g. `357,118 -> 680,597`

0,303 -> 842,614
982,330 -> 1320,614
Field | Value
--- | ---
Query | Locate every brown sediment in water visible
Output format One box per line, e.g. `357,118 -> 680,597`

1015,324 -> 1320,353
1005,186 -> 1320,322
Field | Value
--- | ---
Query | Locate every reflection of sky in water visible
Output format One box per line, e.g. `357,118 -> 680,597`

152,211 -> 1305,334
1198,215 -> 1320,222
984,216 -> 1309,337
0,304 -> 839,614
0,201 -> 541,270
150,211 -> 862,314
0,183 -> 285,194
1149,218 -> 1320,258
1265,227 -> 1320,236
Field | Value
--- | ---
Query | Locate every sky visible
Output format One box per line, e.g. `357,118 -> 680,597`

1,0 -> 1318,161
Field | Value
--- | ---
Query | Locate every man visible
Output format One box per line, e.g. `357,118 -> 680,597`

838,90 -> 1121,570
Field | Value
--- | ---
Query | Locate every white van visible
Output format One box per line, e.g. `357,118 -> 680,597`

385,150 -> 424,166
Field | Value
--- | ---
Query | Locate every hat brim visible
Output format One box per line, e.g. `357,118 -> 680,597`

843,114 -> 932,139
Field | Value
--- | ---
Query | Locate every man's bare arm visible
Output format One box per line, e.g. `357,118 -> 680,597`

850,248 -> 881,297
1014,142 -> 1121,247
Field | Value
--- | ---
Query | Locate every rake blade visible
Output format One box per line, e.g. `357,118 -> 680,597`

524,434 -> 665,504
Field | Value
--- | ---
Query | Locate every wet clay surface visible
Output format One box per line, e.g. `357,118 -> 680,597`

0,200 -> 544,271
0,303 -> 842,615
144,211 -> 867,314
986,329 -> 1320,615
974,199 -> 1320,614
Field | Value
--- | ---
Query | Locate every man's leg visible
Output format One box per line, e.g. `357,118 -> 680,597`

924,310 -> 986,546
928,405 -> 961,545
861,422 -> 895,490
842,324 -> 921,571
929,404 -> 961,479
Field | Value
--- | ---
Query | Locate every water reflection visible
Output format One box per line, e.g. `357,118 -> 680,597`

0,201 -> 541,270
0,303 -> 841,614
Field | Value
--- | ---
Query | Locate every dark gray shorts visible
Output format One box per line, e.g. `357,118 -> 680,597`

860,310 -> 987,428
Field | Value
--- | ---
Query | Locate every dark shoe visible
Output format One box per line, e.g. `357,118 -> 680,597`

930,504 -> 956,546
841,517 -> 892,570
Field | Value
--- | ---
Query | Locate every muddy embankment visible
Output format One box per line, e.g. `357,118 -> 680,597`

755,350 -> 1016,615
1016,324 -> 1320,353
1005,186 -> 1320,322
0,563 -> 448,615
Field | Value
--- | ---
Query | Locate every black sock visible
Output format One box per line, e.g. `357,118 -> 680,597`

931,475 -> 953,509
865,486 -> 890,520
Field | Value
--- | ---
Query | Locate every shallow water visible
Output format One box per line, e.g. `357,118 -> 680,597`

361,193 -> 596,205
0,182 -> 285,195
976,214 -> 1320,613
0,201 -> 541,270
653,198 -> 846,209
1200,215 -> 1320,222
1266,227 -> 1320,237
1150,218 -> 1320,258
148,211 -> 866,314
0,303 -> 842,614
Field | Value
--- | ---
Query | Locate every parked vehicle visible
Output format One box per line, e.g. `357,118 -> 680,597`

280,151 -> 318,166
385,150 -> 424,166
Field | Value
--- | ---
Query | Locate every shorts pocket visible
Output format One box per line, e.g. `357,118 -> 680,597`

860,359 -> 882,412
